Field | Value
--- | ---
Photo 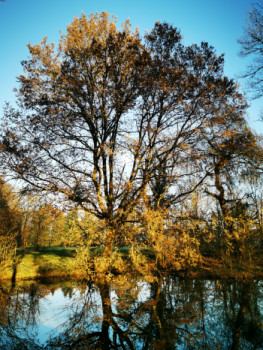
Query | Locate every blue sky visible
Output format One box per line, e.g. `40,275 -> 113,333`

0,0 -> 262,133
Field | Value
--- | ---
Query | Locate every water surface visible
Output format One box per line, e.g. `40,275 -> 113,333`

1,276 -> 263,349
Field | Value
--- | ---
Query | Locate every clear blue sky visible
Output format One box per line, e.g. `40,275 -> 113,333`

0,0 -> 261,133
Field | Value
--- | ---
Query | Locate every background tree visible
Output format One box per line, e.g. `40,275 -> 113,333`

238,1 -> 263,99
63,209 -> 81,246
200,111 -> 260,218
28,202 -> 63,249
246,176 -> 263,234
0,179 -> 21,272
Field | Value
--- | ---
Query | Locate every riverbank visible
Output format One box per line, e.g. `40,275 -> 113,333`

0,247 -> 78,282
1,246 -> 263,283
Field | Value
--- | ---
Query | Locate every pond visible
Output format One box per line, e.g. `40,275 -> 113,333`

0,276 -> 263,349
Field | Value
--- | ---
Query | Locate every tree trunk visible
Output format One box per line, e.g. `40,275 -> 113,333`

103,227 -> 116,259
98,281 -> 112,349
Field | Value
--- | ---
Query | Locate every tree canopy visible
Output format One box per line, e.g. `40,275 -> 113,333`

0,12 -> 259,256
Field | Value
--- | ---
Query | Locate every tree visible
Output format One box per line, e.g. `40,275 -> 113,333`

0,179 -> 20,239
28,203 -> 63,249
200,111 -> 260,218
0,179 -> 21,272
238,1 -> 263,99
0,13 -> 249,260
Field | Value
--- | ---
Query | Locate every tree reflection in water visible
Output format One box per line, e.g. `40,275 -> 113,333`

0,277 -> 263,349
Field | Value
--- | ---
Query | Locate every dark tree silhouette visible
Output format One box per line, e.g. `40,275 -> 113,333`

0,13 -> 252,258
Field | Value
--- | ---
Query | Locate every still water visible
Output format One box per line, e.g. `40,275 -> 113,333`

0,276 -> 263,349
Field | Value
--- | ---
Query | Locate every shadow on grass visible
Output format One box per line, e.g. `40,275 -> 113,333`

19,247 -> 77,279
26,246 -> 76,258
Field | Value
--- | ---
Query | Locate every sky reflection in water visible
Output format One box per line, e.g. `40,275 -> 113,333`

0,277 -> 263,349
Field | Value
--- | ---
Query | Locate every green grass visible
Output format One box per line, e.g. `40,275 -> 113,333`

1,245 -> 263,282
26,246 -> 76,257
0,246 -> 154,282
0,247 -> 78,282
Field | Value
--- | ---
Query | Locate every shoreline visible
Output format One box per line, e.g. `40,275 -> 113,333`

1,246 -> 263,284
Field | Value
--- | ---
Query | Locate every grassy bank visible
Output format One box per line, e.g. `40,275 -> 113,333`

1,246 -> 263,282
0,247 -> 78,281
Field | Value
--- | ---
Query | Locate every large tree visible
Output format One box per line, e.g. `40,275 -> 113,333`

0,13 -> 248,257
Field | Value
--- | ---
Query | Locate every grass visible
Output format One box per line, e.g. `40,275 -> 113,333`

0,247 -> 78,282
1,245 -> 263,282
0,245 -> 154,282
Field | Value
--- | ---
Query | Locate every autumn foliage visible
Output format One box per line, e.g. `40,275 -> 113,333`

0,12 -> 263,278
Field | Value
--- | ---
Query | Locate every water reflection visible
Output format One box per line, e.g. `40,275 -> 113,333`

0,277 -> 263,349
